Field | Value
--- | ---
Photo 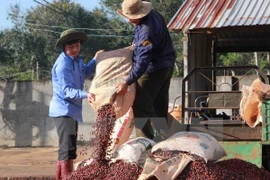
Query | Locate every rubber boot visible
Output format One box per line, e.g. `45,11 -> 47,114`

60,160 -> 71,179
69,159 -> 74,172
55,161 -> 61,180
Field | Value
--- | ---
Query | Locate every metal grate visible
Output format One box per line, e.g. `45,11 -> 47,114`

262,99 -> 270,142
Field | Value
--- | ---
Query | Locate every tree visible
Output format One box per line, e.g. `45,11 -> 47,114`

25,0 -> 133,61
2,0 -> 133,80
0,31 -> 12,65
1,0 -> 184,80
100,0 -> 184,77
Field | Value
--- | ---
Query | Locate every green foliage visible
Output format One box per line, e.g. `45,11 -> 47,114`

170,32 -> 184,77
1,0 -> 135,81
256,52 -> 270,74
217,52 -> 267,68
100,0 -> 184,77
7,0 -> 270,80
100,0 -> 122,12
151,0 -> 183,23
100,0 -> 182,22
260,59 -> 269,69
0,66 -> 31,81
216,52 -> 270,76
218,53 -> 242,66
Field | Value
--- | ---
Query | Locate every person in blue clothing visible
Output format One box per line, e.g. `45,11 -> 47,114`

116,0 -> 176,140
49,28 -> 103,179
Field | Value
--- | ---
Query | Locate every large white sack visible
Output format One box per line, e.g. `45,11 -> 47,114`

151,131 -> 226,162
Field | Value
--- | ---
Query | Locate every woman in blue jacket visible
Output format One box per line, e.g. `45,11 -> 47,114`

49,28 -> 103,179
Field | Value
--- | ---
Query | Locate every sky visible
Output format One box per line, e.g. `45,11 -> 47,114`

0,0 -> 100,30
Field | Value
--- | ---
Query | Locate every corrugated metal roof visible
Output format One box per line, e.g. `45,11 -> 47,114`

168,0 -> 270,31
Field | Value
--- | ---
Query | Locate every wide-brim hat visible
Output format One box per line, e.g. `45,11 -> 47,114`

116,0 -> 152,19
55,29 -> 88,48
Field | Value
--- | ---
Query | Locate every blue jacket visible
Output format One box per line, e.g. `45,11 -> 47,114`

126,9 -> 176,85
49,52 -> 96,122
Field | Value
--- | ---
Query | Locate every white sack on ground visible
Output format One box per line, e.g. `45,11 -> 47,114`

111,137 -> 156,164
151,131 -> 226,162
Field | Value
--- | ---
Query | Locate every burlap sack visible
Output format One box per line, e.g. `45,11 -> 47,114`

241,78 -> 270,127
138,154 -> 193,180
89,47 -> 136,119
239,85 -> 251,118
138,157 -> 159,180
169,105 -> 182,122
241,85 -> 260,127
107,107 -> 134,155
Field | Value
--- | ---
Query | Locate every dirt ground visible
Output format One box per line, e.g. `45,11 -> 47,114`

0,146 -> 91,180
